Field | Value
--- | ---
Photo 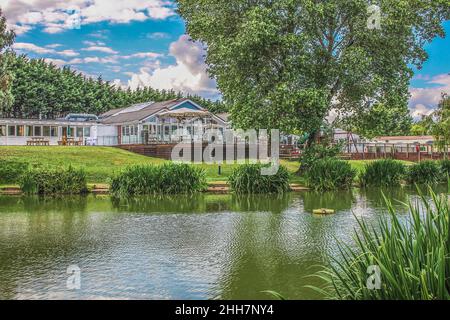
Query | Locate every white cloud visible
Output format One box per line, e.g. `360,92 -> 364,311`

147,32 -> 170,40
409,73 -> 450,118
82,46 -> 118,54
58,49 -> 79,57
44,58 -> 67,67
127,35 -> 218,98
121,52 -> 162,59
46,43 -> 63,48
1,0 -> 176,35
12,42 -> 79,57
69,56 -> 118,64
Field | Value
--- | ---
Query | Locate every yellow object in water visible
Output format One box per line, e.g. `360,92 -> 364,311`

313,208 -> 335,215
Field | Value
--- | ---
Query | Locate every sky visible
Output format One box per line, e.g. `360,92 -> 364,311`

0,0 -> 449,117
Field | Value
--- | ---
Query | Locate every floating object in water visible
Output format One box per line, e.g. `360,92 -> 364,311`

313,208 -> 335,215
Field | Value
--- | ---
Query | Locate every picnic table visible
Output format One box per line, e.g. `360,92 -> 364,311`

58,137 -> 84,146
27,137 -> 50,146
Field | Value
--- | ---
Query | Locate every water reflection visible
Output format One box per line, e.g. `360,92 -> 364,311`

0,187 -> 443,300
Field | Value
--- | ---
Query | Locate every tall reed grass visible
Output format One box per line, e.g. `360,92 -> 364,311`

110,163 -> 207,196
359,159 -> 406,187
407,161 -> 441,185
20,166 -> 88,195
313,188 -> 449,300
306,158 -> 356,191
228,164 -> 290,194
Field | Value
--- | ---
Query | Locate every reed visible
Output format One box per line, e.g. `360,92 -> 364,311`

228,164 -> 290,194
359,159 -> 406,187
306,159 -> 356,191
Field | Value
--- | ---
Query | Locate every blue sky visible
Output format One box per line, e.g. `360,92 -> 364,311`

1,0 -> 449,116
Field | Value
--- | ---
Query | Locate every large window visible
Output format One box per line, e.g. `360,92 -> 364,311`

34,126 -> 42,136
83,127 -> 90,137
8,125 -> 15,136
51,127 -> 58,137
16,125 -> 24,137
0,125 -> 6,136
43,126 -> 51,137
67,127 -> 74,137
25,126 -> 33,136
76,127 -> 83,138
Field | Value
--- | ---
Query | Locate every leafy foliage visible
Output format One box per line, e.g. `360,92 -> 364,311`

306,158 -> 356,191
228,164 -> 290,194
406,161 -> 441,185
313,189 -> 449,300
0,159 -> 29,184
0,9 -> 15,111
299,143 -> 343,172
20,166 -> 88,195
2,54 -> 227,118
178,0 -> 449,143
439,160 -> 450,179
110,163 -> 207,197
360,159 -> 406,187
432,94 -> 450,151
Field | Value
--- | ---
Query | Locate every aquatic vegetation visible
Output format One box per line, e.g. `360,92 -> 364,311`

228,164 -> 290,194
0,159 -> 29,184
406,161 -> 441,185
306,159 -> 356,191
312,188 -> 450,300
359,159 -> 406,187
110,163 -> 207,196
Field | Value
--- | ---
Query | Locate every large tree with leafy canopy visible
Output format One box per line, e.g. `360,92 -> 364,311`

178,0 -> 450,144
0,9 -> 15,113
432,94 -> 450,153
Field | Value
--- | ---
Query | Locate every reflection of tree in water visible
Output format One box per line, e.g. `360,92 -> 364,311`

230,194 -> 292,214
359,187 -> 410,211
301,190 -> 355,213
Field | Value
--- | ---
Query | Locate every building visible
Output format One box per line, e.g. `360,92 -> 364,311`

0,99 -> 230,146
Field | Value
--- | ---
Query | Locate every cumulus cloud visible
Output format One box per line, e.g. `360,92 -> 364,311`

82,46 -> 118,54
409,73 -> 450,118
44,58 -> 67,67
12,42 -> 79,57
127,35 -> 218,98
0,0 -> 176,35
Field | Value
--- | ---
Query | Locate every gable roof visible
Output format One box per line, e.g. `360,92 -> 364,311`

99,99 -> 197,124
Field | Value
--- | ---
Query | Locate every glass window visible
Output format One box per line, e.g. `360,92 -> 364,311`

0,125 -> 5,136
83,127 -> 91,137
134,126 -> 138,135
164,126 -> 170,136
16,125 -> 24,137
125,126 -> 130,136
67,127 -> 74,137
34,126 -> 41,136
51,127 -> 58,137
76,127 -> 83,138
8,125 -> 16,136
43,126 -> 51,137
25,126 -> 33,136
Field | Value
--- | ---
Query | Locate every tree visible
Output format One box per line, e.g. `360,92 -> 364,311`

178,0 -> 450,145
410,114 -> 435,136
432,94 -> 450,153
0,9 -> 15,114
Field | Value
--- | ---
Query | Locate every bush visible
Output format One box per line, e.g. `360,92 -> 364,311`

306,158 -> 356,191
299,143 -> 343,172
439,159 -> 450,180
0,159 -> 29,184
110,163 -> 207,196
406,161 -> 441,185
360,159 -> 406,187
228,164 -> 290,194
20,167 -> 88,195
315,189 -> 449,300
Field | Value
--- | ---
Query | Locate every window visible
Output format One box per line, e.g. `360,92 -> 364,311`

8,125 -> 16,136
67,127 -> 74,137
25,126 -> 33,136
164,126 -> 170,136
83,127 -> 91,137
125,126 -> 130,136
43,126 -> 51,137
134,125 -> 138,135
0,125 -> 6,136
51,127 -> 58,137
16,125 -> 24,137
76,127 -> 83,138
34,126 -> 42,136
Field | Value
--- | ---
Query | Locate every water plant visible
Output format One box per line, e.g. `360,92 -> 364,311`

0,159 -> 29,184
406,161 -> 441,185
359,159 -> 406,187
110,163 -> 207,196
305,159 -> 356,191
20,166 -> 88,195
312,188 -> 449,300
228,164 -> 290,194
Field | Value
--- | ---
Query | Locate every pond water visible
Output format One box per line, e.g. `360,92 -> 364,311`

0,186 -> 446,300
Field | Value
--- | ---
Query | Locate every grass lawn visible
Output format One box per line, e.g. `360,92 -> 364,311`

0,146 -> 415,185
0,146 -> 302,184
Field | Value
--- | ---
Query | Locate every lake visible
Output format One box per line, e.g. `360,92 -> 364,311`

0,187 -> 443,300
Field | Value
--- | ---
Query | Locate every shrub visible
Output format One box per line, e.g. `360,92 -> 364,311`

359,159 -> 406,187
306,158 -> 356,191
0,159 -> 29,184
314,189 -> 449,300
299,142 -> 343,172
20,167 -> 88,195
439,159 -> 450,180
406,161 -> 441,185
110,163 -> 207,196
228,164 -> 290,194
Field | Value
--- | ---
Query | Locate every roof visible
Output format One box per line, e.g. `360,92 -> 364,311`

99,99 -> 191,124
0,118 -> 96,126
375,136 -> 435,141
216,113 -> 230,123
